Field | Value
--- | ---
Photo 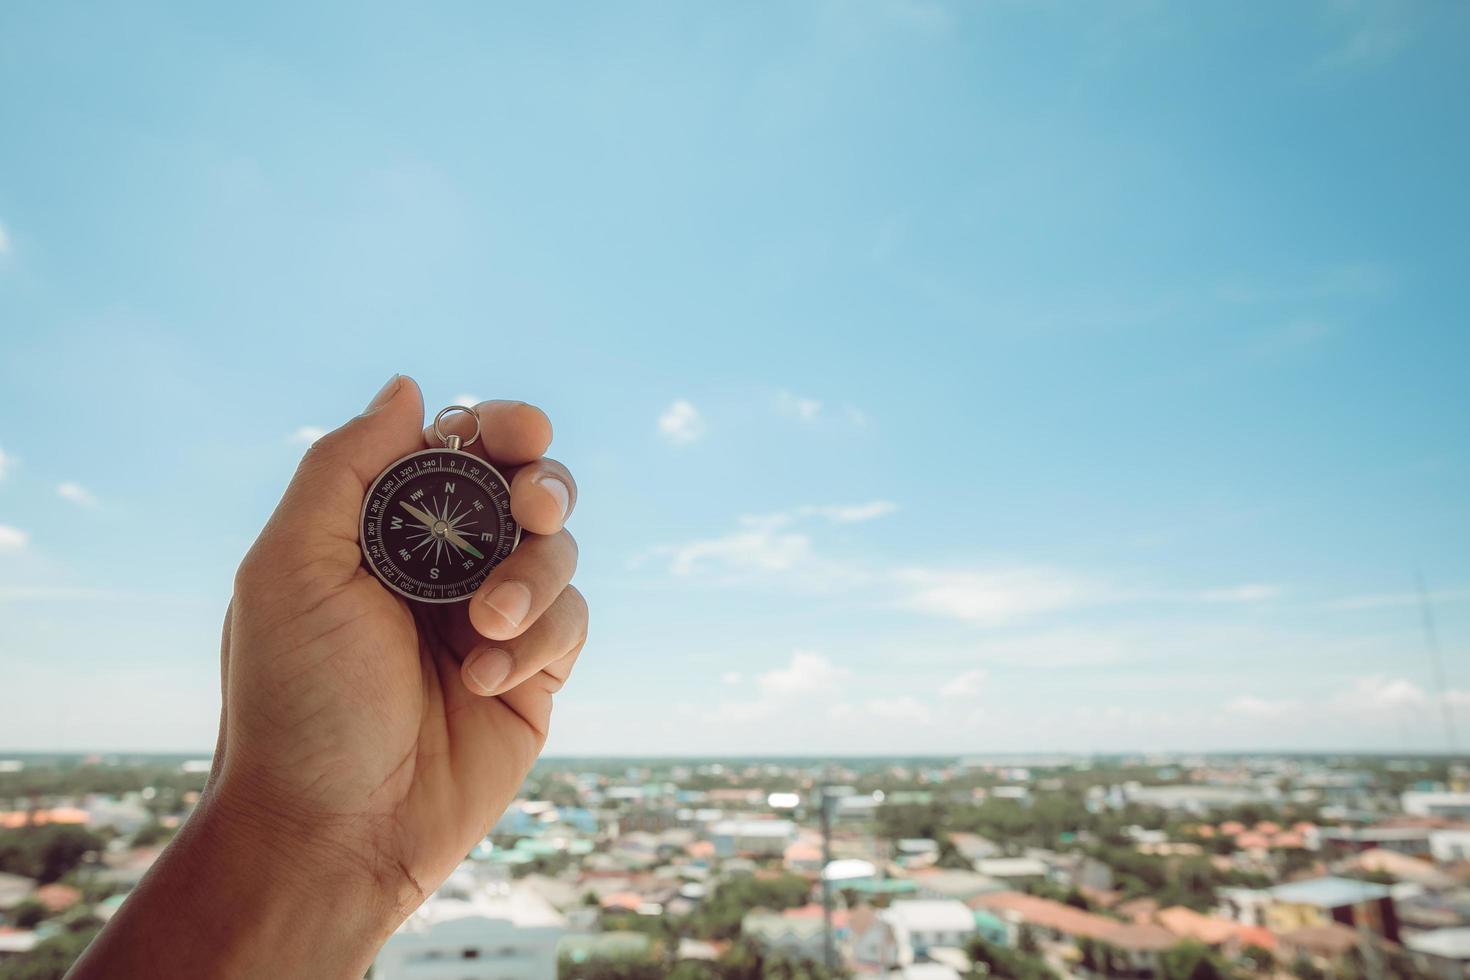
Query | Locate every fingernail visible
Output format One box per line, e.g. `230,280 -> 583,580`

482,581 -> 532,631
537,476 -> 570,521
465,648 -> 513,695
365,374 -> 401,413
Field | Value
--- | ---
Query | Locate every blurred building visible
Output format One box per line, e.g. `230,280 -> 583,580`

373,863 -> 565,980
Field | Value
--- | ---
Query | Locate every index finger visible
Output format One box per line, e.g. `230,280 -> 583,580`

423,399 -> 552,466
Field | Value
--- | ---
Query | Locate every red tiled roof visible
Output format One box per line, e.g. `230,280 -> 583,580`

1279,923 -> 1359,958
1155,906 -> 1239,946
1104,922 -> 1179,952
1237,926 -> 1277,951
969,891 -> 1118,941
35,883 -> 82,913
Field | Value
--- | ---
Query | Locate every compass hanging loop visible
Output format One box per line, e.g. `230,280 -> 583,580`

433,405 -> 481,452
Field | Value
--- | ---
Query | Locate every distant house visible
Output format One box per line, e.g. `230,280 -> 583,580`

710,819 -> 794,857
974,857 -> 1048,887
1100,922 -> 1178,976
373,863 -> 565,980
948,832 -> 999,863
1277,923 -> 1363,974
1405,927 -> 1470,980
969,891 -> 1119,946
1265,876 -> 1399,942
0,873 -> 37,911
1403,792 -> 1470,821
910,869 -> 1007,903
848,904 -> 910,975
883,900 -> 977,958
741,908 -> 834,963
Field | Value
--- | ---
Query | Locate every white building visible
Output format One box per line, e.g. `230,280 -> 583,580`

882,900 -> 976,958
373,863 -> 565,980
710,818 -> 795,857
1406,928 -> 1470,980
1404,791 -> 1470,821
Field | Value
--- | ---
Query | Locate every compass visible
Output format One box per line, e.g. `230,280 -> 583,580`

359,406 -> 521,603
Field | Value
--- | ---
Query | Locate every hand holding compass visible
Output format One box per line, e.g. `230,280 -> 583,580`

71,378 -> 587,980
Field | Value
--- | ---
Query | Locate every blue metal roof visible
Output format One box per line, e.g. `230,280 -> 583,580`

1269,876 -> 1390,908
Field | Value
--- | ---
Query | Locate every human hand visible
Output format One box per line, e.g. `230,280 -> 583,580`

69,375 -> 584,979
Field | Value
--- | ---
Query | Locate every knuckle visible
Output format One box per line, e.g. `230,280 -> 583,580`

560,584 -> 588,624
556,528 -> 579,564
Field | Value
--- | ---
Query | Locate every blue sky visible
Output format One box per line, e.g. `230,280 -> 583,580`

1,1 -> 1468,754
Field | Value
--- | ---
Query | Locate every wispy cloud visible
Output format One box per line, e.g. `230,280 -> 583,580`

1324,587 -> 1470,610
712,650 -> 851,723
1225,695 -> 1301,718
451,393 -> 480,408
289,425 -> 328,445
57,482 -> 99,508
0,445 -> 12,481
0,220 -> 10,255
760,651 -> 850,696
657,399 -> 705,446
775,390 -> 823,422
662,525 -> 814,577
1314,0 -> 1418,72
1198,584 -> 1282,603
645,502 -> 895,581
0,525 -> 30,552
803,501 -> 897,523
894,567 -> 1102,626
941,668 -> 987,699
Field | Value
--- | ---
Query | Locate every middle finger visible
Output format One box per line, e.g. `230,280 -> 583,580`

467,529 -> 578,642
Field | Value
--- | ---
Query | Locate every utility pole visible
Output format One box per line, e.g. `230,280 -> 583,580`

1417,571 -> 1458,752
819,786 -> 835,971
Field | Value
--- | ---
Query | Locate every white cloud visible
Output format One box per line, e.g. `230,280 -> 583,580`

0,221 -> 10,255
759,651 -> 850,697
451,393 -> 480,408
1315,1 -> 1417,72
711,651 -> 851,725
803,501 -> 897,524
0,525 -> 28,552
290,425 -> 329,445
895,568 -> 1099,626
844,405 -> 870,427
1199,584 -> 1282,603
1326,587 -> 1470,610
720,671 -> 743,686
941,669 -> 987,699
776,390 -> 823,422
1339,675 -> 1427,709
57,482 -> 98,508
0,445 -> 11,481
862,695 -> 932,725
657,399 -> 705,446
664,527 -> 813,577
1225,695 -> 1301,718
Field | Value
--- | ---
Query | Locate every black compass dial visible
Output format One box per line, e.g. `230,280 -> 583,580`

360,449 -> 520,603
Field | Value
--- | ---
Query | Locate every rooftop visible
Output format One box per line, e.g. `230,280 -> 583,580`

1269,876 -> 1390,908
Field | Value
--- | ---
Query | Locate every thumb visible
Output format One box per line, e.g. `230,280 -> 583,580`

258,374 -> 426,559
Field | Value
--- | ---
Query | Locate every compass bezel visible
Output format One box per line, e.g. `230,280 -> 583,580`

358,447 -> 521,604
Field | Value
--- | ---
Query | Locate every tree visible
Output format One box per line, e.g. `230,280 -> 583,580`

965,937 -> 1057,980
0,924 -> 101,980
8,899 -> 47,930
688,874 -> 812,940
0,826 -> 104,884
1238,943 -> 1274,974
1159,941 -> 1228,980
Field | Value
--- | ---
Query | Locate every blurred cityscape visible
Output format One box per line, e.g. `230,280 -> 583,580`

5,755 -> 1470,978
